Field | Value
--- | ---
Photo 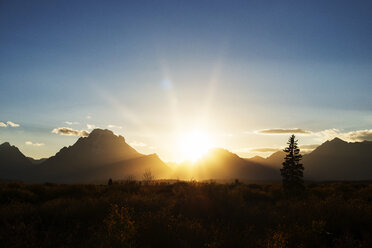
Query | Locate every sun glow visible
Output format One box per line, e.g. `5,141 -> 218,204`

179,130 -> 212,162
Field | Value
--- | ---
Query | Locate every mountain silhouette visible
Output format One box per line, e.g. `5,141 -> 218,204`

245,138 -> 372,181
248,151 -> 285,169
172,148 -> 280,181
38,129 -> 170,183
2,133 -> 372,182
1,129 -> 170,183
302,138 -> 372,180
0,142 -> 32,181
44,129 -> 141,168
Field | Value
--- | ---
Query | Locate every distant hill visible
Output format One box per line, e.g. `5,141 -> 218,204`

247,151 -> 285,169
2,132 -> 372,182
172,148 -> 280,181
28,157 -> 47,165
245,138 -> 372,181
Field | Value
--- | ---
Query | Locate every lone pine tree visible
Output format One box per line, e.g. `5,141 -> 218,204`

280,135 -> 304,192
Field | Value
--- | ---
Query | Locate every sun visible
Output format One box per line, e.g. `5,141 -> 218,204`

178,130 -> 212,162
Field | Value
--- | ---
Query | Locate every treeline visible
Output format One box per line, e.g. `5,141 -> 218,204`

1,181 -> 372,247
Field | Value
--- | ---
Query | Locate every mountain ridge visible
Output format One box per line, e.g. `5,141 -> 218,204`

1,132 -> 372,182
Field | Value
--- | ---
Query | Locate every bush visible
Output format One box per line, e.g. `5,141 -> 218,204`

1,182 -> 372,247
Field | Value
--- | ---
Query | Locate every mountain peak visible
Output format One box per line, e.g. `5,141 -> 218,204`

77,128 -> 126,144
88,128 -> 117,138
200,148 -> 241,162
47,128 -> 140,167
329,137 -> 346,144
204,148 -> 238,158
0,142 -> 11,148
0,142 -> 31,166
313,137 -> 348,151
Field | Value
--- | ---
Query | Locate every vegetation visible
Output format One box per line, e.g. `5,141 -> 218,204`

1,181 -> 372,247
281,135 -> 304,192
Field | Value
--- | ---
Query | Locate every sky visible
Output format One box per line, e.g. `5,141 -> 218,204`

1,0 -> 372,162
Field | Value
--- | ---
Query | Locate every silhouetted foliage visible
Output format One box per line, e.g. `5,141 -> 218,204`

1,182 -> 372,247
142,169 -> 154,185
108,178 -> 113,186
281,135 -> 304,192
104,203 -> 135,247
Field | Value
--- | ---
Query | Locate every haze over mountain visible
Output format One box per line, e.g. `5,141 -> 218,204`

171,148 -> 279,181
0,129 -> 169,183
245,138 -> 372,181
1,130 -> 372,182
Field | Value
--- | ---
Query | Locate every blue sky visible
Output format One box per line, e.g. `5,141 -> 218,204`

1,0 -> 372,161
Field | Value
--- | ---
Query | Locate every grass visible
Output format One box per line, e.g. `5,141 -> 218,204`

1,181 -> 372,247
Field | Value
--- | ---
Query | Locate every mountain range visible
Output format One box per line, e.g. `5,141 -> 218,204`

1,129 -> 372,183
0,129 -> 169,183
246,137 -> 372,181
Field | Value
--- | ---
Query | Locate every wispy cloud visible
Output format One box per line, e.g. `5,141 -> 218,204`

233,147 -> 280,153
316,128 -> 372,142
107,124 -> 122,129
7,121 -> 20,127
25,141 -> 45,147
65,121 -> 79,125
86,124 -> 96,130
342,129 -> 372,141
235,144 -> 319,154
250,147 -> 281,153
255,127 -> 372,142
256,128 -> 312,135
52,127 -> 89,137
253,126 -> 372,143
0,121 -> 20,127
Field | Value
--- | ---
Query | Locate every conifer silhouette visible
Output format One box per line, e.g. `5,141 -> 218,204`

280,135 -> 304,192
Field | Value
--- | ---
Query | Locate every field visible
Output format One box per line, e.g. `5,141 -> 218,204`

1,181 -> 372,247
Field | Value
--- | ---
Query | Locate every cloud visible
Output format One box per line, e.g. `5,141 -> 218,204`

316,129 -> 372,142
0,121 -> 20,127
25,141 -> 45,147
130,141 -> 147,147
250,147 -> 282,153
256,128 -> 312,135
254,127 -> 372,142
342,129 -> 372,141
65,121 -> 79,125
233,147 -> 281,153
236,144 -> 319,154
7,121 -> 20,127
52,127 -> 89,137
107,124 -> 122,129
86,124 -> 96,130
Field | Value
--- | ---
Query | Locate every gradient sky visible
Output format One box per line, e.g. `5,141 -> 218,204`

1,0 -> 372,161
